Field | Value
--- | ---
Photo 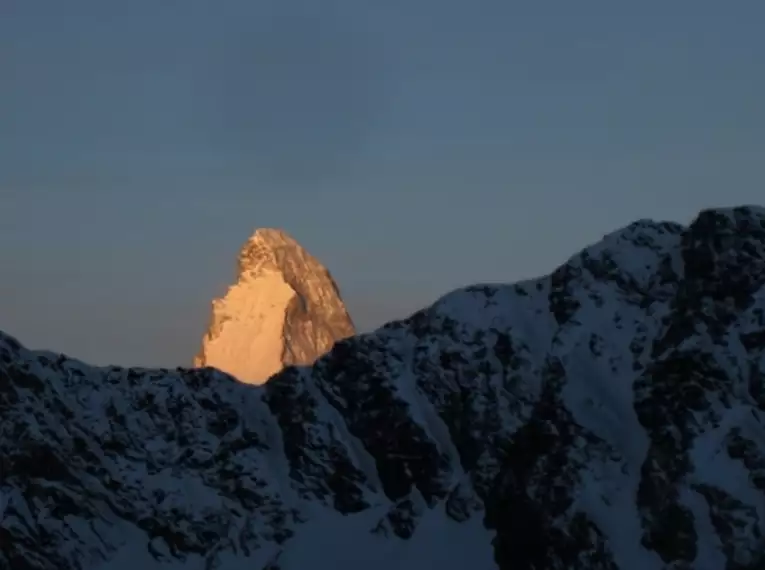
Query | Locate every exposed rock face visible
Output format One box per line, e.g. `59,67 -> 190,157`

1,206 -> 765,569
193,228 -> 355,384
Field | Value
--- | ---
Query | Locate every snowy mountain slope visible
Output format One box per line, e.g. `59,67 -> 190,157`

1,205 -> 764,570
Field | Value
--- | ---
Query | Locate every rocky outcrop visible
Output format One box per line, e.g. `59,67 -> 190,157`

1,206 -> 764,569
193,228 -> 355,384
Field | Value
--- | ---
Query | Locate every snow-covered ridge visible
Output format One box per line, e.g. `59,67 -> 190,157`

1,205 -> 764,570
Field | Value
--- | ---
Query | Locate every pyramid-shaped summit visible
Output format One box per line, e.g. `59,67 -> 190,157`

194,228 -> 355,383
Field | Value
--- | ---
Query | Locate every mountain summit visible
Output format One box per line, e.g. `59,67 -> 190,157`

193,228 -> 355,383
1,206 -> 764,569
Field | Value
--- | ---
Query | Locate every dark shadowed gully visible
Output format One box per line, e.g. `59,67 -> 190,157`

1,206 -> 765,569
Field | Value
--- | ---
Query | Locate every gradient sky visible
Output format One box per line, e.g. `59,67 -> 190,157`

2,1 -> 764,367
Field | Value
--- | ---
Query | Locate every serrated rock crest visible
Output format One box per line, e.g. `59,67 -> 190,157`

2,206 -> 764,569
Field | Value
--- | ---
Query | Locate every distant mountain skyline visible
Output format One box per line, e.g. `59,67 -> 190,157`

2,1 -> 764,366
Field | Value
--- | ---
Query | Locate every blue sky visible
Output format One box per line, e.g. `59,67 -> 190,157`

2,1 -> 764,366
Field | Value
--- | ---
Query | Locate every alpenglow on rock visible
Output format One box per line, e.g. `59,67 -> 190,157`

193,228 -> 355,383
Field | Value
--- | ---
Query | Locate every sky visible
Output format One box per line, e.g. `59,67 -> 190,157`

1,1 -> 764,367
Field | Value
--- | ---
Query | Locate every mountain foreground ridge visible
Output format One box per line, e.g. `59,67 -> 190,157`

193,228 -> 355,384
1,205 -> 765,570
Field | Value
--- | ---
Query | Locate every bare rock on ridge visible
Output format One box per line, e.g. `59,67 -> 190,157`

193,228 -> 355,383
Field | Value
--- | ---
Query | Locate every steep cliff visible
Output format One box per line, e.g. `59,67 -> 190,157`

1,206 -> 764,569
193,228 -> 355,383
